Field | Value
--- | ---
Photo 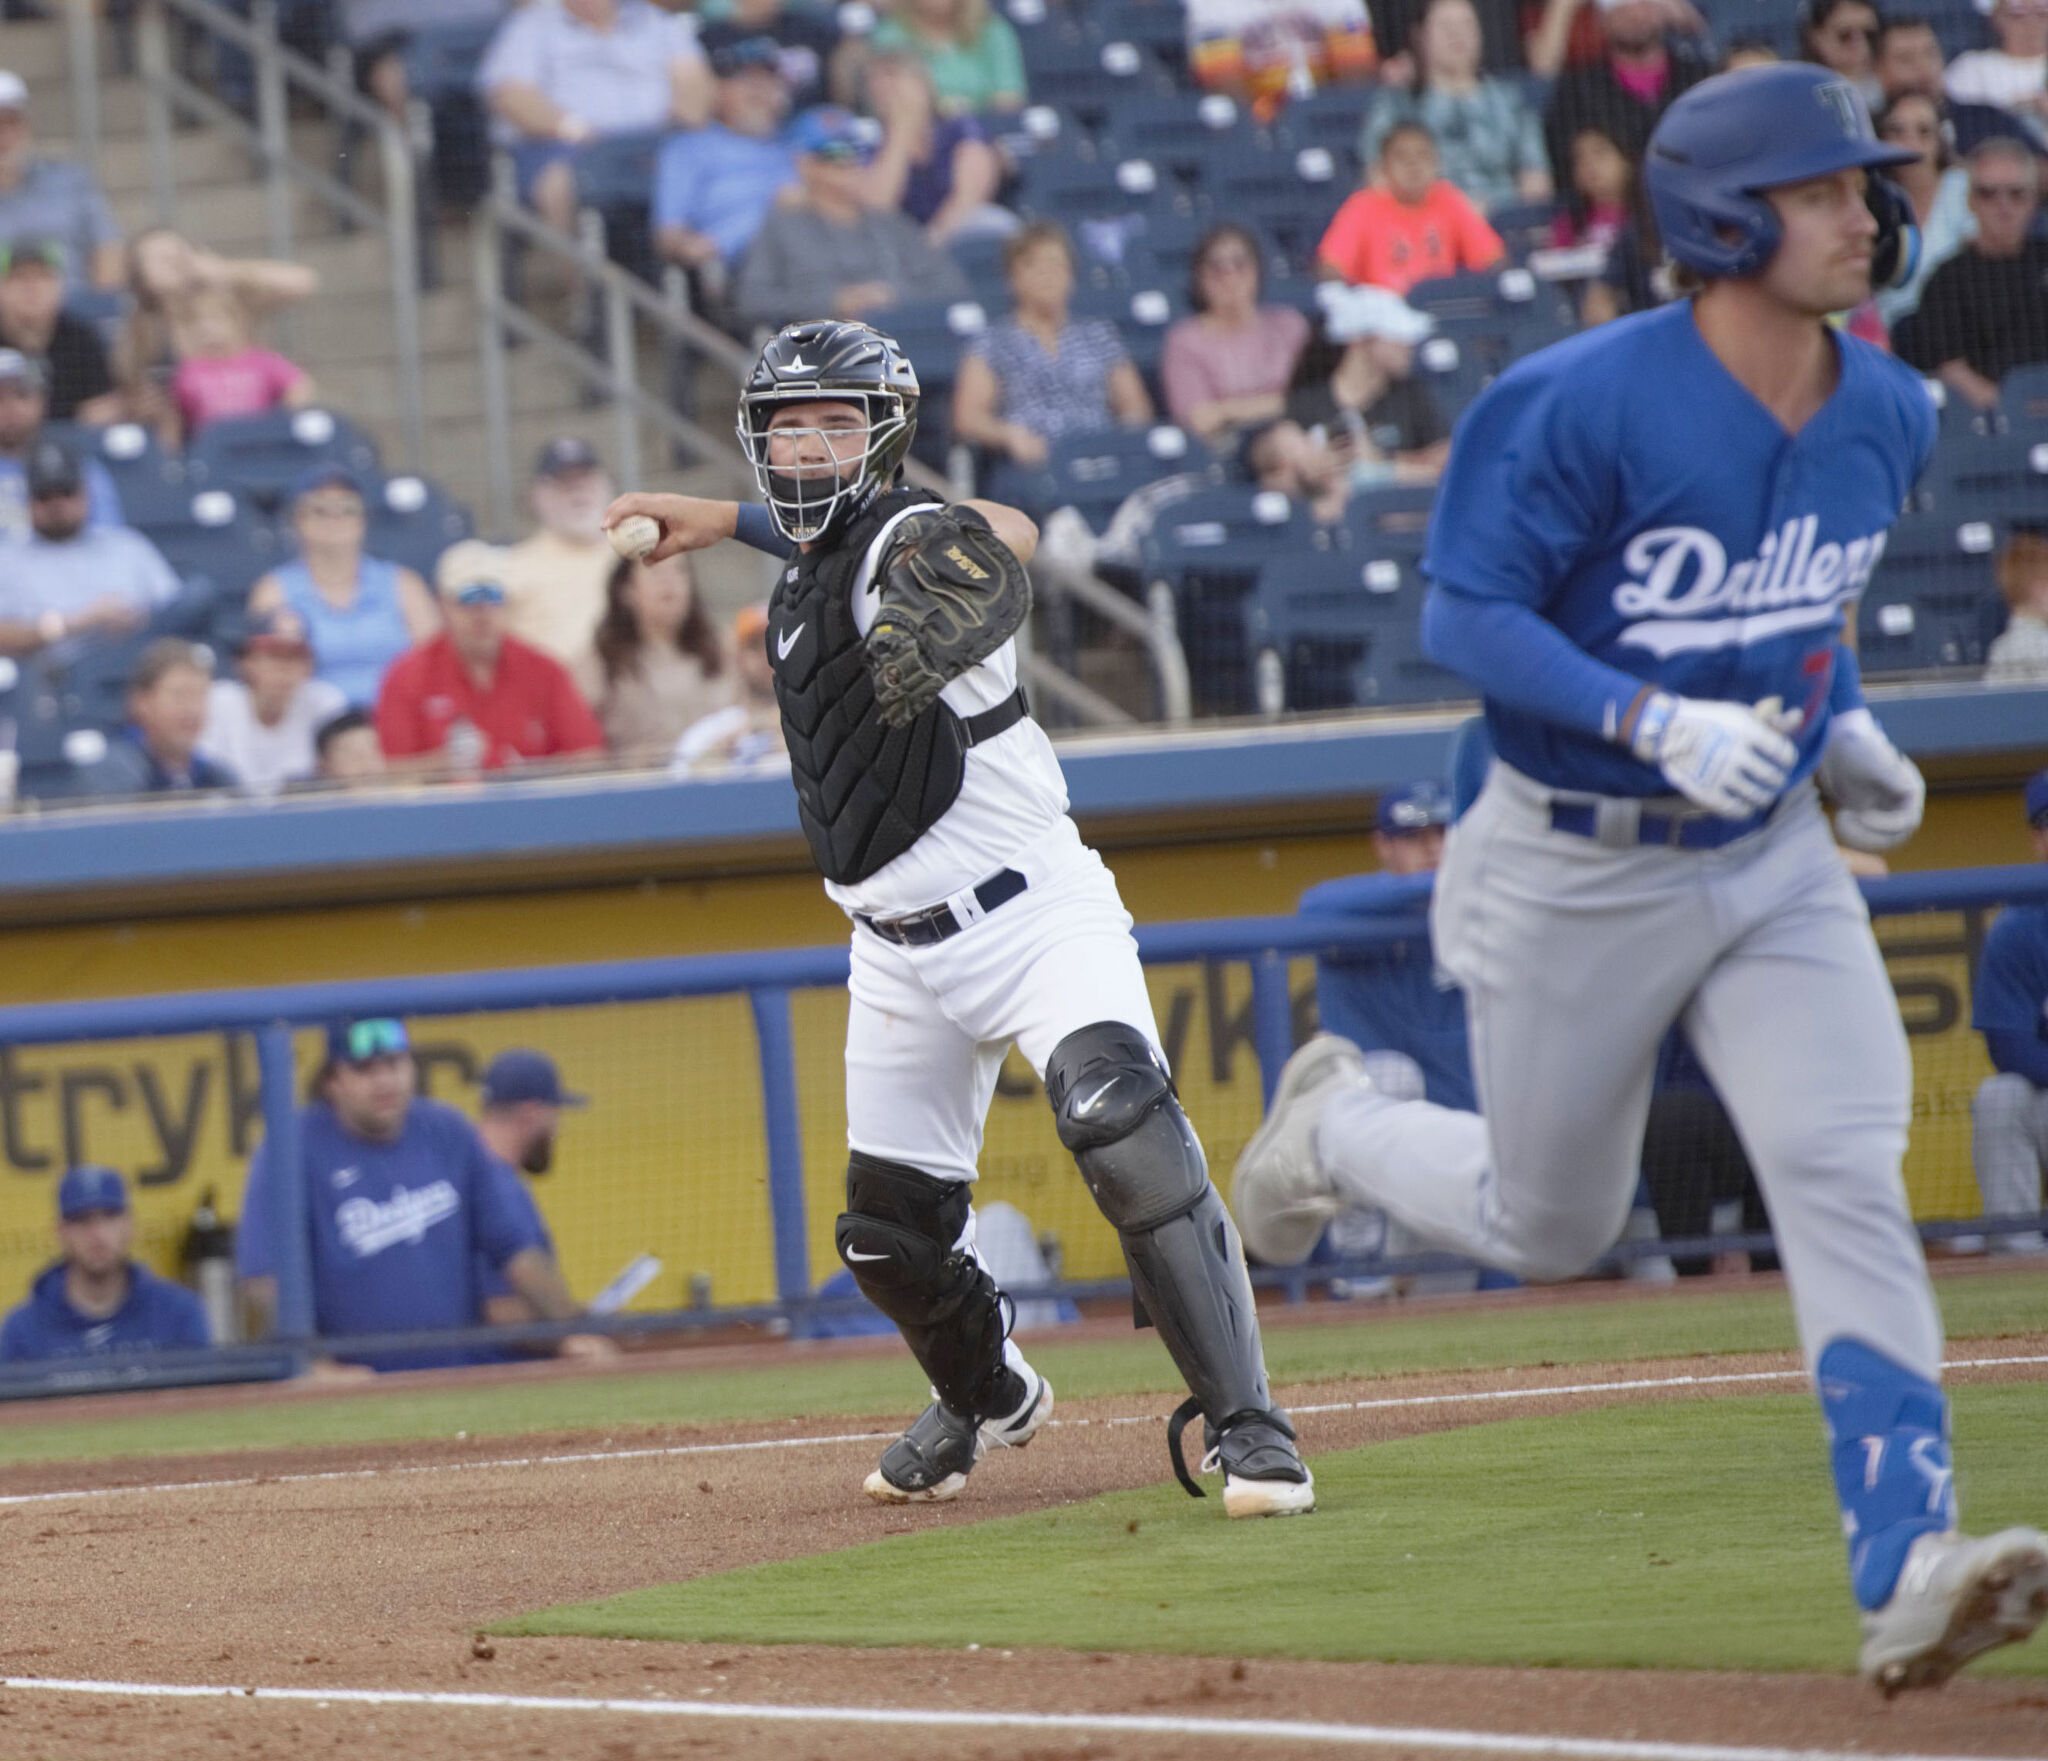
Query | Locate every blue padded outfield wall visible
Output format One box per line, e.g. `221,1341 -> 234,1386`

0,862 -> 2043,1395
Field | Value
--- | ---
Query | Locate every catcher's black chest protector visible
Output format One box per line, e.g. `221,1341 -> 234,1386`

769,487 -> 968,885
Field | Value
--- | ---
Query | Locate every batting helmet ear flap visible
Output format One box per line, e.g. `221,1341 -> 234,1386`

1866,174 -> 1922,291
1646,146 -> 1784,280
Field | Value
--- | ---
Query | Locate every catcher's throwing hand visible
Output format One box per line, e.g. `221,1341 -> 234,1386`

601,493 -> 739,562
865,506 -> 1032,726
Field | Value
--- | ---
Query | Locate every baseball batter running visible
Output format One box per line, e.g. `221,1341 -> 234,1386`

607,319 -> 1312,1517
1231,64 -> 2047,1685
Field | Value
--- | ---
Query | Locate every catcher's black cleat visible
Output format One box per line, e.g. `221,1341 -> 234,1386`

864,1364 -> 1053,1504
1168,1398 -> 1316,1518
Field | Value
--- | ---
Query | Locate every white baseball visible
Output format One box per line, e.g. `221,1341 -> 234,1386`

608,514 -> 662,560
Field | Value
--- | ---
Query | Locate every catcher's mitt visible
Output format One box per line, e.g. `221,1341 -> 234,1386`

864,507 -> 1031,727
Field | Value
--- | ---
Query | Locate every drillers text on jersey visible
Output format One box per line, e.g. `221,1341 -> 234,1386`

1614,515 -> 1890,657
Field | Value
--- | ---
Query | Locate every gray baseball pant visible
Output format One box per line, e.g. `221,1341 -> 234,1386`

1970,1073 -> 2048,1252
1313,762 -> 1944,1382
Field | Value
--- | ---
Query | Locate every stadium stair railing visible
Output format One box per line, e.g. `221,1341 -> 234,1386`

0,863 -> 2044,1398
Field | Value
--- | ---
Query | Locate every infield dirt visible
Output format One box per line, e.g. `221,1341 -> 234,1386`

2,1330 -> 2047,1760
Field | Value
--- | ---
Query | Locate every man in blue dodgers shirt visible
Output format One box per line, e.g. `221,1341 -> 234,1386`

0,1166 -> 209,1363
1233,63 -> 2048,1690
236,1017 -> 585,1371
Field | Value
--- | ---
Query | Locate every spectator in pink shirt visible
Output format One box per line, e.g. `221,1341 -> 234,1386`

170,299 -> 315,439
1160,223 -> 1312,448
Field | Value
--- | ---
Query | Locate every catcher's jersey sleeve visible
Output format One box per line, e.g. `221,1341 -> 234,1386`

824,503 -> 1070,921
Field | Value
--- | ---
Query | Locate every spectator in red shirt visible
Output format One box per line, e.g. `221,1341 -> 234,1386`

375,576 -> 606,776
1316,122 -> 1507,294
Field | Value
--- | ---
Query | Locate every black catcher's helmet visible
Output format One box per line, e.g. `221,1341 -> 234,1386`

737,319 -> 920,543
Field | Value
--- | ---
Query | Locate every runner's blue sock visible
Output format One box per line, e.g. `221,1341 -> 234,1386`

1817,1338 -> 1955,1609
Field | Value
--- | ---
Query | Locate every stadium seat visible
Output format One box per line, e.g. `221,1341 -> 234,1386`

1016,25 -> 1178,125
571,128 -> 670,279
1139,485 -> 1327,713
1271,86 -> 1381,158
1102,91 -> 1266,184
144,499 -> 290,603
185,408 -> 383,515
2000,364 -> 2048,429
1860,510 -> 2005,674
366,475 -> 476,580
41,421 -> 194,527
1016,152 -> 1195,229
1243,547 -> 1463,712
1200,141 -> 1352,265
1092,0 -> 1192,73
986,425 -> 1220,529
1935,427 -> 2048,521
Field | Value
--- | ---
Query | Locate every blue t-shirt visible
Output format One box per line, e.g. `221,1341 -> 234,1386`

472,1157 -> 555,1306
1973,902 -> 2048,1080
235,1098 -> 545,1370
0,1261 -> 209,1363
1302,872 -> 1476,1112
1423,301 -> 1937,797
652,124 -> 799,265
273,556 -> 414,709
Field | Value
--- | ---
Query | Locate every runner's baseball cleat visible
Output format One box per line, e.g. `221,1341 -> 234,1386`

863,1364 -> 1052,1504
1230,1034 -> 1376,1267
1860,1527 -> 2048,1695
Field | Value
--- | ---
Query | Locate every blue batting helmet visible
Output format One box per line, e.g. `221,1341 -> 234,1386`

1645,64 -> 1917,280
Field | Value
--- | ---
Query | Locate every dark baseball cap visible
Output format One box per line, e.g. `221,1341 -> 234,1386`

0,347 -> 46,391
325,1016 -> 411,1065
0,239 -> 66,276
790,106 -> 874,161
481,1049 -> 587,1109
713,34 -> 787,77
533,436 -> 603,480
1376,780 -> 1453,836
25,436 -> 82,499
58,1165 -> 128,1221
2026,769 -> 2048,829
237,611 -> 313,659
289,463 -> 365,504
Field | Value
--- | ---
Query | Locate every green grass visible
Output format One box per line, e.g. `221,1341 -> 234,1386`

1,1271 -> 2040,1470
501,1384 -> 2048,1677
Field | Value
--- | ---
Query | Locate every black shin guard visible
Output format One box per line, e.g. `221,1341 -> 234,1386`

836,1151 -> 1012,1418
1046,1022 -> 1273,1426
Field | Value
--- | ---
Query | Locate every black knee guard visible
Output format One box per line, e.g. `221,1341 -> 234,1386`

1046,1022 -> 1272,1426
836,1152 -> 1011,1419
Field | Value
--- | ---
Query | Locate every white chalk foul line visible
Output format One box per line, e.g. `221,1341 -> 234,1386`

1,1677 -> 2041,1761
3,1353 -> 2043,1511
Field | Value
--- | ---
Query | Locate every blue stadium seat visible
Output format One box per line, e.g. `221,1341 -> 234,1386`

1271,86 -> 1381,158
367,475 -> 476,581
1243,546 -> 1464,711
986,425 -> 1220,528
1101,91 -> 1266,183
1016,23 -> 1178,123
402,17 -> 499,101
1091,0 -> 1192,73
2000,363 -> 2048,429
185,408 -> 383,515
1860,509 -> 2005,674
42,421 -> 195,526
1139,485 -> 1326,713
1200,141 -> 1352,265
1069,281 -> 1182,379
145,503 -> 290,602
1935,427 -> 2048,520
1016,151 -> 1195,227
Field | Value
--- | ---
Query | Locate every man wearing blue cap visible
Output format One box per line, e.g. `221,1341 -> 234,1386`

1969,771 -> 2048,1255
473,1050 -> 593,1332
235,1018 -> 587,1370
733,106 -> 965,333
0,1167 -> 209,1363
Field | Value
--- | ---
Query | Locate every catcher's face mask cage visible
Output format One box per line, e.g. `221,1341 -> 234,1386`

737,322 -> 922,543
739,390 -> 914,543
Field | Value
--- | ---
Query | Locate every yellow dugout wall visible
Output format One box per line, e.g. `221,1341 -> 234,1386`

0,789 -> 2033,1313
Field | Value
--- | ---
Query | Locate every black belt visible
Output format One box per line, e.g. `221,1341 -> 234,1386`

960,687 -> 1028,747
1548,800 -> 1771,850
859,867 -> 1029,947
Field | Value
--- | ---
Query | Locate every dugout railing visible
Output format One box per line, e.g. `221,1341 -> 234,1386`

0,861 -> 2043,1398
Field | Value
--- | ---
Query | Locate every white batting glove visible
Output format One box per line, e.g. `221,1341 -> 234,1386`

1818,707 -> 1925,852
1629,691 -> 1799,820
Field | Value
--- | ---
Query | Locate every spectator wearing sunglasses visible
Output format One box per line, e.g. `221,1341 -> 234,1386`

375,573 -> 606,774
732,106 -> 965,332
235,1017 -> 588,1371
1801,0 -> 1884,109
1946,0 -> 2048,124
249,466 -> 441,710
1895,137 -> 2048,410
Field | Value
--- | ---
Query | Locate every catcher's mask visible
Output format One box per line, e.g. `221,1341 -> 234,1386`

738,319 -> 920,543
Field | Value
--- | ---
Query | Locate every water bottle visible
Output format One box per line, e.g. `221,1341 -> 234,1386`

180,1186 -> 239,1345
444,717 -> 486,776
